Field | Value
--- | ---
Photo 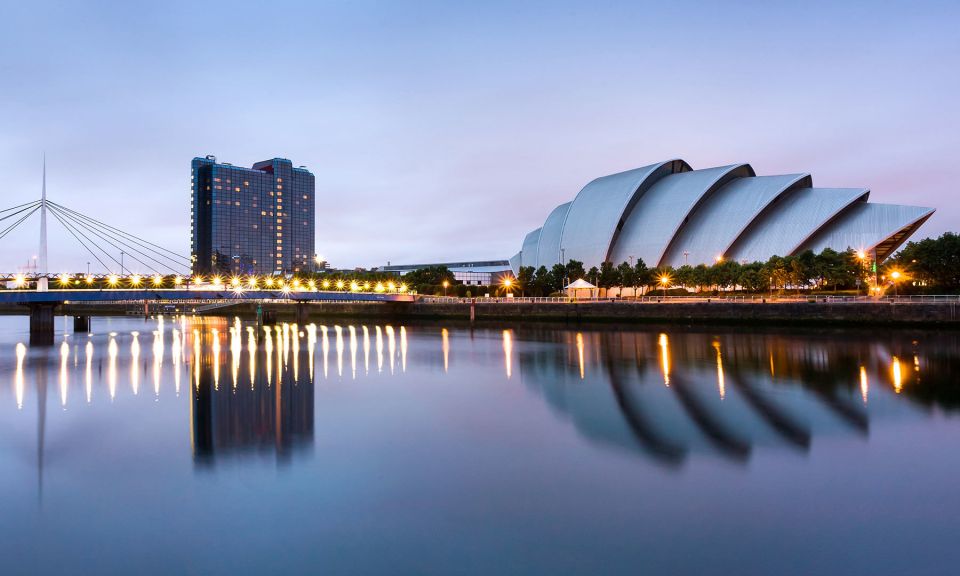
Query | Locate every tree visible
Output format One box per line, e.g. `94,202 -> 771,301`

891,233 -> 960,290
674,265 -> 694,289
550,263 -> 567,292
587,266 -> 600,286
616,261 -> 635,290
517,266 -> 535,296
403,266 -> 455,290
633,258 -> 650,293
565,260 -> 586,283
737,262 -> 768,292
533,266 -> 552,296
598,261 -> 618,288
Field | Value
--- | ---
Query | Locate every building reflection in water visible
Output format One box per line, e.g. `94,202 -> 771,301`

513,327 -> 960,469
8,318 -> 960,476
191,322 -> 314,468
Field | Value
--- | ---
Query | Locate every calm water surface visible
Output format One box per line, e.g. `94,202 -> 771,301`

0,315 -> 958,575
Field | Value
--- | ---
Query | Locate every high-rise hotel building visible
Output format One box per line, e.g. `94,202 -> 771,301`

191,156 -> 315,276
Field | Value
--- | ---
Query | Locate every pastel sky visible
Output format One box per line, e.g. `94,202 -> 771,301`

1,0 -> 957,272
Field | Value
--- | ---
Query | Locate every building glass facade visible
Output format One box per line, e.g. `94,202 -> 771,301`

191,156 -> 315,276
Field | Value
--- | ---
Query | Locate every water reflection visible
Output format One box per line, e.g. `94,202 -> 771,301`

191,325 -> 314,468
5,319 -> 960,476
515,327 -> 957,468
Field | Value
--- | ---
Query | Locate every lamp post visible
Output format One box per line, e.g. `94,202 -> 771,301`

660,275 -> 670,298
442,280 -> 449,297
856,250 -> 866,296
891,270 -> 901,297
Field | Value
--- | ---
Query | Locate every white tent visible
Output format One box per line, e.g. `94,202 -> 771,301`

565,278 -> 598,299
564,278 -> 596,289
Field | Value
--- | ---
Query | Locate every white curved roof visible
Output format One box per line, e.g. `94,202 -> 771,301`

558,160 -> 688,268
796,202 -> 935,260
609,164 -> 754,267
661,174 -> 811,267
726,187 -> 869,262
516,159 -> 934,269
537,202 -> 572,268
520,227 -> 542,269
508,251 -> 522,276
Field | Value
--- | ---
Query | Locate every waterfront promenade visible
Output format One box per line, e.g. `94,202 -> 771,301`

9,295 -> 952,327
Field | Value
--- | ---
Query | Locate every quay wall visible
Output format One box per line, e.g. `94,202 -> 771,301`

3,300 -> 958,327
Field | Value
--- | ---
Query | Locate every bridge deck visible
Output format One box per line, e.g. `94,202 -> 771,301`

0,289 -> 415,304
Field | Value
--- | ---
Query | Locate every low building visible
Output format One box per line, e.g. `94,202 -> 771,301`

381,260 -> 513,286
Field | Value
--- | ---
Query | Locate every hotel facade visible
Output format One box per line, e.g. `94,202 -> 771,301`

191,156 -> 315,276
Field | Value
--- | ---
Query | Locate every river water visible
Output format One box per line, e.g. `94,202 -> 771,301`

0,315 -> 957,575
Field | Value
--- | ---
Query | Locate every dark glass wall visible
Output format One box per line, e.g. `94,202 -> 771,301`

191,157 -> 315,276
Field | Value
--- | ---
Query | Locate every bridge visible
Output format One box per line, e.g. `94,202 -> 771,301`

1,288 -> 414,344
1,159 -> 415,343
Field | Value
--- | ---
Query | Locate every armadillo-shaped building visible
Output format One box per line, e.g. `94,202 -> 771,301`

510,159 -> 934,273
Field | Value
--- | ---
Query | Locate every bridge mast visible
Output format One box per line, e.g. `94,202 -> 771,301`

38,154 -> 48,291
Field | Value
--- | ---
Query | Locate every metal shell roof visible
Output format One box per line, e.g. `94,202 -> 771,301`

661,174 -> 811,267
726,187 -> 869,263
609,164 -> 755,267
536,202 -> 572,269
515,159 -> 934,271
558,160 -> 689,269
521,227 -> 542,269
795,202 -> 935,260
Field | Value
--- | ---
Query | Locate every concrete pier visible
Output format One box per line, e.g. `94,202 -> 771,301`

27,302 -> 59,346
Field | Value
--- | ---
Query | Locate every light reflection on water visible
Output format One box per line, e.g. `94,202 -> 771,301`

1,316 -> 959,574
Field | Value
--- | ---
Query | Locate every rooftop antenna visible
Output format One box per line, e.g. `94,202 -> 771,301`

38,153 -> 48,291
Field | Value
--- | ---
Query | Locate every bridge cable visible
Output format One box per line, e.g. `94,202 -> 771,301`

48,203 -> 189,275
48,204 -> 187,275
45,205 -> 112,274
0,204 -> 41,241
46,204 -> 121,273
0,200 -> 42,218
46,204 -> 164,275
47,200 -> 191,264
0,201 -> 42,227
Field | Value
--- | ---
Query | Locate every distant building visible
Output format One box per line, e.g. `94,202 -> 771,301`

191,155 -> 315,276
381,260 -> 513,286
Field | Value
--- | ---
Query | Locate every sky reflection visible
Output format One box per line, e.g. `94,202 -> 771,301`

2,317 -> 960,574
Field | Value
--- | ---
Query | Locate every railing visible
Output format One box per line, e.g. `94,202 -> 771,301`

417,295 -> 960,305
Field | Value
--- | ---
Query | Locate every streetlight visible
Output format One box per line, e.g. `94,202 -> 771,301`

891,270 -> 902,297
442,280 -> 449,297
856,250 -> 867,295
503,277 -> 513,296
659,274 -> 671,298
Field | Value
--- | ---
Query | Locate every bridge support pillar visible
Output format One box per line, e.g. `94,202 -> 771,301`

295,302 -> 309,325
28,302 -> 59,346
74,315 -> 90,333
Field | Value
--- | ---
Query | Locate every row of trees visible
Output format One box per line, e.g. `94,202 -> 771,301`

514,247 -> 890,297
886,232 -> 960,291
